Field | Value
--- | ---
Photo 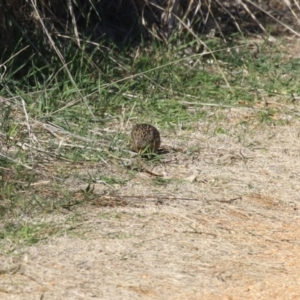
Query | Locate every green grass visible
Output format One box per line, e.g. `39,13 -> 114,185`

1,32 -> 300,247
0,222 -> 58,246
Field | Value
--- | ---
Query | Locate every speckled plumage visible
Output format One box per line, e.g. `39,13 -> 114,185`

131,124 -> 161,153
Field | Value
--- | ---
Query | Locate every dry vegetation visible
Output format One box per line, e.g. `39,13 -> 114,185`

1,0 -> 300,299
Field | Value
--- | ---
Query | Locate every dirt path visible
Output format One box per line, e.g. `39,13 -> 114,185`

1,108 -> 300,299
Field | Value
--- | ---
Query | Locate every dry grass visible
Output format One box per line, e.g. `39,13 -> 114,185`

1,104 -> 300,299
1,0 -> 300,49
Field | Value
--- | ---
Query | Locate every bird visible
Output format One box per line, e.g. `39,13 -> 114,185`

131,124 -> 161,153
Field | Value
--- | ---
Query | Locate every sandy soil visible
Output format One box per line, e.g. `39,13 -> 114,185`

1,105 -> 300,300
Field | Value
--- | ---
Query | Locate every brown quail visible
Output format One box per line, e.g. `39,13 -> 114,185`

131,124 -> 161,153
